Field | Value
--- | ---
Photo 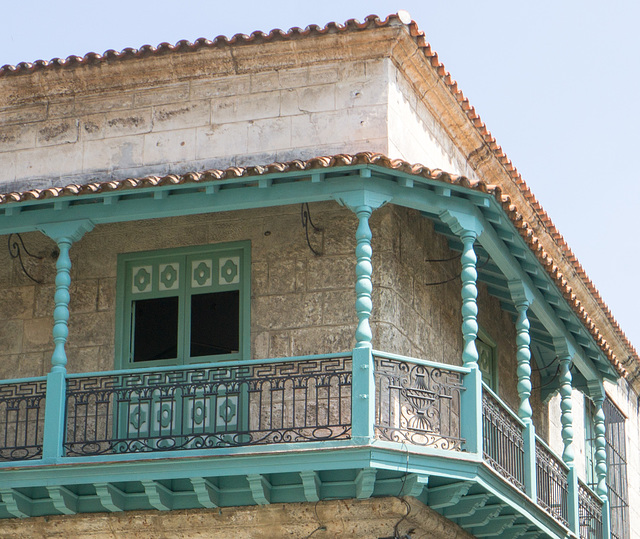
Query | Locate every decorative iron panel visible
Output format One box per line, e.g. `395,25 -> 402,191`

578,480 -> 603,539
64,357 -> 352,456
0,379 -> 46,461
536,439 -> 569,527
374,357 -> 464,450
482,390 -> 525,491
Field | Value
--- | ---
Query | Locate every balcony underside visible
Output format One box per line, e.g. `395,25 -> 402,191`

0,444 -> 565,539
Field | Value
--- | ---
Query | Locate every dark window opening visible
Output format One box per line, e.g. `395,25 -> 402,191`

190,290 -> 239,357
132,297 -> 179,362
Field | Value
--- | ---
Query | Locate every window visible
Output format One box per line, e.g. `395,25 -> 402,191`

584,395 -> 630,539
477,329 -> 498,392
604,397 -> 629,539
584,397 -> 597,490
116,242 -> 250,369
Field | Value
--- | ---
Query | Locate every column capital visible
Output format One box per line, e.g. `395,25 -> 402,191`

38,220 -> 94,243
332,188 -> 392,213
507,280 -> 535,308
586,379 -> 606,402
552,336 -> 575,360
439,208 -> 484,238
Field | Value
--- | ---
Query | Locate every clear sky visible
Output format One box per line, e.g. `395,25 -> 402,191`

2,0 -> 639,351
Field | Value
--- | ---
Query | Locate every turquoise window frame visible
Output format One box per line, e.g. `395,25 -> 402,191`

584,396 -> 597,490
477,327 -> 498,392
115,241 -> 251,370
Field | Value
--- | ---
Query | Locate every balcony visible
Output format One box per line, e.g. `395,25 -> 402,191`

0,351 -> 604,538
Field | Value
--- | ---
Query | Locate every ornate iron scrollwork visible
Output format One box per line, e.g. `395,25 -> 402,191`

374,357 -> 464,451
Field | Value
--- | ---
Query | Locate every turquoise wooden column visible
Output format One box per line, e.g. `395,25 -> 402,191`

334,186 -> 390,444
38,220 -> 94,461
509,281 -> 536,499
588,381 -> 611,539
441,209 -> 483,455
554,338 -> 579,535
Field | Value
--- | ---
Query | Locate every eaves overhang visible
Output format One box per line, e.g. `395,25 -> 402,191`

0,152 -> 621,382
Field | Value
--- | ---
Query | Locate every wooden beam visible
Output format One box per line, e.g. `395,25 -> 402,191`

0,489 -> 31,518
142,480 -> 173,511
247,474 -> 271,505
442,493 -> 489,519
46,485 -> 78,515
94,482 -> 126,512
299,471 -> 321,502
189,477 -> 220,509
426,481 -> 472,509
355,469 -> 377,499
457,504 -> 504,528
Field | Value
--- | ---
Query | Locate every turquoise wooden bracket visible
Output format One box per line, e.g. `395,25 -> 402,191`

37,220 -> 94,463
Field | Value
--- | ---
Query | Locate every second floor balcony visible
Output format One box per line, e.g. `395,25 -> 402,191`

0,350 -> 604,539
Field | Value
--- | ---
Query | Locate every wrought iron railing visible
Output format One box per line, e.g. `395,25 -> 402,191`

0,378 -> 47,461
64,356 -> 352,456
482,387 -> 525,492
578,480 -> 603,539
373,355 -> 464,450
536,438 -> 569,527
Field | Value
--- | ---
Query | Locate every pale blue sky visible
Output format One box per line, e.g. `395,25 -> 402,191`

2,1 -> 639,351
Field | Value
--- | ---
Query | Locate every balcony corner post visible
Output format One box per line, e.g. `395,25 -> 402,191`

38,220 -> 94,461
439,209 -> 484,455
334,189 -> 390,445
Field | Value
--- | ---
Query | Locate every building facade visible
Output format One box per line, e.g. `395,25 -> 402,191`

0,12 -> 637,538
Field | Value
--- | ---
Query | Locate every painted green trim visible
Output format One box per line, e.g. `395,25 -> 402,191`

461,367 -> 482,455
115,241 -> 251,369
477,327 -> 498,393
351,347 -> 375,443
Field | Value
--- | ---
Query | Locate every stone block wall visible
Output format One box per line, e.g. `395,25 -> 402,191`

0,58 -> 391,193
0,202 -> 547,439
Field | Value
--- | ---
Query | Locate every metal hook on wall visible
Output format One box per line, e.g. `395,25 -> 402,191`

8,233 -> 43,284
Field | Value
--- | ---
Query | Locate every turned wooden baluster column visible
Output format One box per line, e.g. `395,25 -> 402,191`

38,220 -> 94,461
509,281 -> 536,499
441,209 -> 483,455
335,185 -> 390,444
554,338 -> 579,535
588,380 -> 611,538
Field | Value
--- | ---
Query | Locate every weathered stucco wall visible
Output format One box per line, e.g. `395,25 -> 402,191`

0,497 -> 473,539
387,61 -> 481,180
